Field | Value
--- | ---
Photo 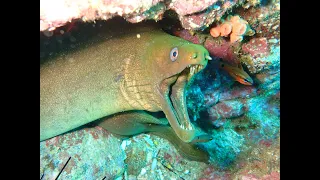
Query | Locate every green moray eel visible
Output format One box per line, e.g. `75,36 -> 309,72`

40,19 -> 211,142
95,111 -> 210,162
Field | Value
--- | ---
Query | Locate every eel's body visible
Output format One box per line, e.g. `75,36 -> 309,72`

96,111 -> 210,162
40,19 -> 211,142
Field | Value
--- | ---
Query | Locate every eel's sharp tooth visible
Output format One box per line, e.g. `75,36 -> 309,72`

190,66 -> 195,75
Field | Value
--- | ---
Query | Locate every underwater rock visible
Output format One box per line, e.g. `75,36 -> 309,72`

199,166 -> 232,179
208,100 -> 245,122
121,134 -> 209,180
172,29 -> 203,44
219,85 -> 258,101
186,86 -> 206,121
240,44 -> 279,74
236,1 -> 280,43
179,0 -> 240,30
245,93 -> 280,144
198,126 -> 279,179
40,126 -> 126,179
170,0 -> 219,16
232,136 -> 280,179
204,36 -> 240,64
204,128 -> 245,167
40,0 -> 239,31
40,0 -> 165,31
255,69 -> 280,91
242,37 -> 270,58
203,89 -> 220,107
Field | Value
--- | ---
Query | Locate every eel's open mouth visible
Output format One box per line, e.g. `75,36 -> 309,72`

159,63 -> 207,142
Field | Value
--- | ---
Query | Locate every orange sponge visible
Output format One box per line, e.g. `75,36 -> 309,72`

210,15 -> 254,43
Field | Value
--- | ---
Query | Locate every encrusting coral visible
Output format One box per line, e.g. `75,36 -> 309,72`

210,15 -> 255,43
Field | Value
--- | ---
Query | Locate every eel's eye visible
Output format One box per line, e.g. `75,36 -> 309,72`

170,47 -> 178,62
244,78 -> 252,84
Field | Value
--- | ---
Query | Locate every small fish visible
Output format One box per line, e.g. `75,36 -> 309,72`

219,60 -> 253,85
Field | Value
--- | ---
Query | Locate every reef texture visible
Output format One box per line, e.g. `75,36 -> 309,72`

164,0 -> 280,177
120,134 -> 209,180
40,0 -> 241,31
40,126 -> 126,179
40,0 -> 280,179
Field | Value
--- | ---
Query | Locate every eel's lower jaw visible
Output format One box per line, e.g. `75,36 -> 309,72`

159,64 -> 205,143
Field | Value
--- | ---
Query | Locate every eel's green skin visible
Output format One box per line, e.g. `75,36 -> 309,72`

96,111 -> 210,162
40,19 -> 210,142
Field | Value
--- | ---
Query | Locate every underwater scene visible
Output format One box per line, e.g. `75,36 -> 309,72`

40,0 -> 280,179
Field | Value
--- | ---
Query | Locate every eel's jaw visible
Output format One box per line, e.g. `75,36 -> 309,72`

158,64 -> 205,143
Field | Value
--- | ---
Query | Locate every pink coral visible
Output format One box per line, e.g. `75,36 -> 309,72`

210,15 -> 253,43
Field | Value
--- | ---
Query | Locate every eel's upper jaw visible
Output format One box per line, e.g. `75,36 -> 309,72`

186,64 -> 205,82
184,53 -> 211,81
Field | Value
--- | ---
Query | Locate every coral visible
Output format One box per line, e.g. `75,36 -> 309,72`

40,126 -> 126,179
209,15 -> 255,43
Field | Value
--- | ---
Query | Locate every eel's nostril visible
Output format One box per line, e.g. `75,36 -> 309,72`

192,53 -> 197,59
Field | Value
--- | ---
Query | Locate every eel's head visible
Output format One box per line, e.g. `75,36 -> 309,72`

147,34 -> 211,142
